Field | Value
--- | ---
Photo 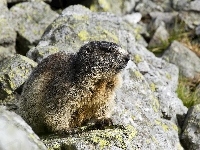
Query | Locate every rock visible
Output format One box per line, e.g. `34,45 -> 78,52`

0,54 -> 37,102
148,25 -> 169,48
181,104 -> 200,150
122,13 -> 148,47
0,106 -> 47,150
196,83 -> 200,100
179,11 -> 200,29
150,0 -> 173,11
10,1 -> 58,55
162,40 -> 200,78
195,25 -> 200,35
173,0 -> 200,12
131,44 -> 187,124
135,0 -> 164,16
0,4 -> 16,61
0,0 -> 7,5
84,0 -> 138,15
149,12 -> 178,25
27,5 -> 136,62
7,0 -> 52,4
172,0 -> 189,11
123,13 -> 142,25
189,0 -> 200,11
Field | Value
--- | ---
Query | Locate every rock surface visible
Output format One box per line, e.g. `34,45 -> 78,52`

181,104 -> 200,150
135,0 -> 164,16
27,5 -> 136,62
0,3 -> 16,61
0,106 -> 47,150
173,0 -> 200,12
10,1 -> 58,55
7,0 -> 52,4
84,0 -> 138,16
0,54 -> 37,103
148,25 -> 169,48
162,40 -> 200,78
179,11 -> 200,29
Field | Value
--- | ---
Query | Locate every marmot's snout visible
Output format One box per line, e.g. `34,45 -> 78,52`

124,54 -> 130,63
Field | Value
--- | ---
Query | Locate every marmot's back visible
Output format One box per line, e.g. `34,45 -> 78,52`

19,41 -> 130,134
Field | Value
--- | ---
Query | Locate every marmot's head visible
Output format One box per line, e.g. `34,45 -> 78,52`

75,41 -> 130,79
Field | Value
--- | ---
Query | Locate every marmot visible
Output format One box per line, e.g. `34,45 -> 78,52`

19,41 -> 130,134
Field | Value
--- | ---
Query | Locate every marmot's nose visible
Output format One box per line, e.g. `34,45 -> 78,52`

124,54 -> 130,62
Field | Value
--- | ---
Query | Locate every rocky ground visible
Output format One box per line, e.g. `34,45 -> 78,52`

1,0 -> 200,150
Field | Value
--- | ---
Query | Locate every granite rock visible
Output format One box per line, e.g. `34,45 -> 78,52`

181,104 -> 200,150
163,40 -> 200,78
0,4 -> 16,61
0,54 -> 37,103
0,106 -> 47,150
10,1 -> 58,55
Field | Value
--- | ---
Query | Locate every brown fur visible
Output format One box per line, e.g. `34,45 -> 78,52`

19,41 -> 129,134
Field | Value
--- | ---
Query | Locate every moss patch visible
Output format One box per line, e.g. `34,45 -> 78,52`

42,125 -> 137,149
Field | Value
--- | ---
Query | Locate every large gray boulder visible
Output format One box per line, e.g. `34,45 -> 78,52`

83,0 -> 138,16
0,106 -> 47,150
7,0 -> 52,3
162,40 -> 200,78
172,0 -> 200,28
0,54 -> 37,104
181,104 -> 200,150
10,1 -> 58,55
0,3 -> 16,61
135,0 -> 173,16
148,25 -> 169,48
23,5 -> 187,149
173,0 -> 200,12
27,5 -> 136,62
179,11 -> 200,29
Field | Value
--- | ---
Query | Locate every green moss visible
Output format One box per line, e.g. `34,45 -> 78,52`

148,17 -> 189,54
165,73 -> 171,80
0,55 -> 37,100
98,0 -> 110,11
91,136 -> 110,149
43,125 -> 137,149
150,83 -> 156,92
90,0 -> 111,12
38,46 -> 59,57
155,120 -> 169,131
134,70 -> 143,79
73,15 -> 89,21
78,30 -> 89,41
90,4 -> 96,12
133,54 -> 142,64
176,77 -> 199,108
151,95 -> 159,112
172,124 -> 178,132
103,30 -> 118,43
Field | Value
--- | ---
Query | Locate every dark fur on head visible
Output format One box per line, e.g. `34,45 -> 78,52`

75,41 -> 130,80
